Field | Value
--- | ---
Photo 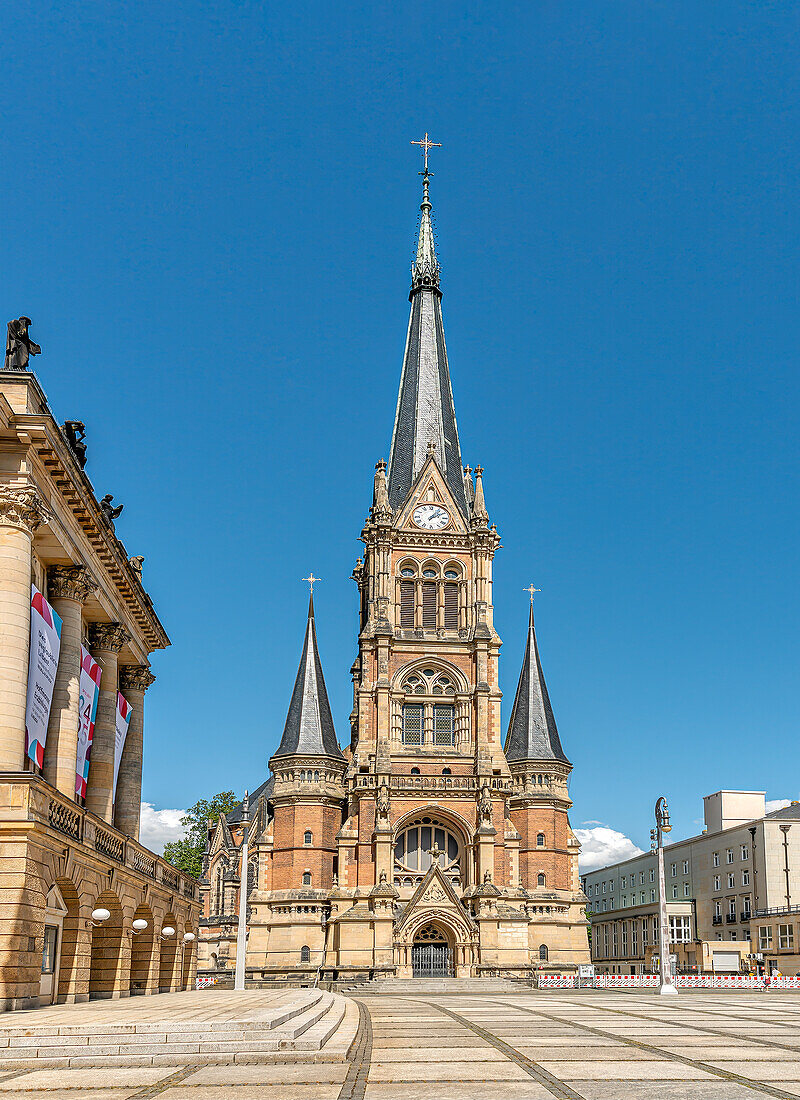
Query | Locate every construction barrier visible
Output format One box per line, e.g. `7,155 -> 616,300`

538,973 -> 800,990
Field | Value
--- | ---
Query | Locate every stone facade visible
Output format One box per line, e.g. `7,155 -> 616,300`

198,170 -> 589,983
0,368 -> 199,1009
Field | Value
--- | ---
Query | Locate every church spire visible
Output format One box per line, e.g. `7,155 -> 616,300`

387,148 -> 468,517
504,601 -> 570,765
271,591 -> 342,760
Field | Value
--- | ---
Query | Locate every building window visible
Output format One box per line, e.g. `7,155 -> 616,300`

410,767 -> 420,775
728,899 -> 736,920
41,926 -> 57,974
602,882 -> 606,893
729,931 -> 738,941
713,875 -> 721,891
300,945 -> 310,963
640,872 -> 645,885
302,872 -> 311,885
670,863 -> 676,877
741,845 -> 749,861
742,871 -> 749,887
650,889 -> 655,902
394,819 -> 461,883
713,852 -> 720,867
683,882 -> 690,897
402,704 -> 423,745
421,582 -> 437,630
400,580 -> 415,628
537,873 -> 546,887
539,944 -> 548,961
743,896 -> 751,918
669,916 -> 691,943
621,895 -> 626,907
433,705 -> 455,746
640,893 -> 645,904
727,874 -> 735,889
779,925 -> 794,950
649,868 -> 655,883
682,860 -> 689,874
759,926 -> 772,950
621,876 -> 627,888
537,833 -> 545,847
726,849 -> 734,864
304,831 -> 312,846
444,583 -> 459,630
714,901 -> 722,919
672,885 -> 678,899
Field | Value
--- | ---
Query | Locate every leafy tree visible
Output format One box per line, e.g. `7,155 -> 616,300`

163,790 -> 239,878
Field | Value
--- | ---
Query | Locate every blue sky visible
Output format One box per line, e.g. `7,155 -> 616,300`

4,2 -> 799,859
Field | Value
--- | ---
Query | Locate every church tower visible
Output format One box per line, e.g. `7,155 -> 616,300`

198,150 -> 589,983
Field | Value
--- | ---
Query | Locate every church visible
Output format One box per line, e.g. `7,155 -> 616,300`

198,153 -> 590,981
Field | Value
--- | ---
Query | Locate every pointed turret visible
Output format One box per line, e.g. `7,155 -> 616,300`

504,604 -> 570,764
387,170 -> 468,517
272,594 -> 343,759
472,465 -> 489,526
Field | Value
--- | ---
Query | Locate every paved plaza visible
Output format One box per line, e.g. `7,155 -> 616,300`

2,989 -> 800,1098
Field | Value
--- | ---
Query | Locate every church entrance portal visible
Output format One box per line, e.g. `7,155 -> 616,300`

411,922 -> 454,977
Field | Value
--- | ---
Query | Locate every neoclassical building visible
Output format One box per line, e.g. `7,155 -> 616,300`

199,166 -> 589,981
0,344 -> 198,1009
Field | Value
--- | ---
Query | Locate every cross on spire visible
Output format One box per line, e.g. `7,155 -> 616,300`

411,132 -> 441,174
524,584 -> 541,604
303,573 -> 321,594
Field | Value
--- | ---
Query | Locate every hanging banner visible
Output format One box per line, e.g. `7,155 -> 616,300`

75,646 -> 102,798
25,585 -> 63,768
113,692 -> 133,798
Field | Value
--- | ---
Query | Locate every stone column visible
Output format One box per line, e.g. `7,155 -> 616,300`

44,565 -> 95,797
86,622 -> 130,822
0,487 -> 47,772
115,665 -> 155,840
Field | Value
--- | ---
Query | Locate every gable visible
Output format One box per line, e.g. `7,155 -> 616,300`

394,455 -> 469,536
395,862 -> 476,936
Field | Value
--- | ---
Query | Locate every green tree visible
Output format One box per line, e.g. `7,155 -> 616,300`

163,790 -> 239,878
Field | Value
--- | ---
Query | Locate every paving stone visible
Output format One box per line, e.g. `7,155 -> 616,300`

163,1088 -> 343,1100
363,1086 -> 553,1099
539,1060 -> 718,1080
189,1064 -> 349,1084
368,1061 -> 531,1082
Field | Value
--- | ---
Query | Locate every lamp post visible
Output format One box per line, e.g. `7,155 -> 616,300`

234,790 -> 250,992
651,797 -> 677,995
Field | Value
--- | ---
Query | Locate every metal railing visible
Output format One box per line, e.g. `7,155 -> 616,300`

753,904 -> 800,919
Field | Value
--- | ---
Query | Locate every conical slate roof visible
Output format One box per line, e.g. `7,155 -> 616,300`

504,604 -> 570,765
386,171 -> 468,517
272,594 -> 342,759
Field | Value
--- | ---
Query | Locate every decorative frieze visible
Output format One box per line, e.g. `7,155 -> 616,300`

48,563 -> 96,603
88,621 -> 131,653
0,485 -> 48,533
119,664 -> 156,693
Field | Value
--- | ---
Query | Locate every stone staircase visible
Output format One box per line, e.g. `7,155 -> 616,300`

0,988 -> 358,1069
339,977 -> 527,994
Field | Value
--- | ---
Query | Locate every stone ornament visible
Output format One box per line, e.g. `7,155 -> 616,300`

4,317 -> 41,371
88,621 -> 131,653
100,494 -> 123,526
376,781 -> 390,820
62,421 -> 88,468
0,485 -> 48,533
119,664 -> 156,693
48,564 -> 96,603
478,783 -> 493,825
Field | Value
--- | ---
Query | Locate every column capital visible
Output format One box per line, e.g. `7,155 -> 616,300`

88,621 -> 131,653
48,563 -> 96,603
119,664 -> 156,693
0,485 -> 49,533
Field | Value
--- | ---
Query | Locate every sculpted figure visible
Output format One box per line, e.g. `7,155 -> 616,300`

129,555 -> 145,575
478,783 -> 492,824
376,781 -> 390,819
63,421 -> 87,468
100,494 -> 123,525
5,317 -> 41,371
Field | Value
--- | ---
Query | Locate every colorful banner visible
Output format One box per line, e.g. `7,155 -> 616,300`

75,646 -> 102,798
25,586 -> 63,768
113,692 -> 133,797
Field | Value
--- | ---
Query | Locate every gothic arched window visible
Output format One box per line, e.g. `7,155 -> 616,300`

539,944 -> 549,961
396,561 -> 463,633
400,668 -> 457,747
394,816 -> 461,887
302,871 -> 311,886
537,872 -> 546,887
300,945 -> 310,963
304,830 -> 312,845
537,833 -> 546,847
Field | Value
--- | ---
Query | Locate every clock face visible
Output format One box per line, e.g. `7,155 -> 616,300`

413,504 -> 450,530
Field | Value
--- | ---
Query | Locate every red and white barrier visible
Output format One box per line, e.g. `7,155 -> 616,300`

538,975 -> 576,987
538,973 -> 800,990
196,975 -> 220,989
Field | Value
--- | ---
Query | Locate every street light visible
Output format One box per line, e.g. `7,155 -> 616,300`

132,918 -> 149,935
234,790 -> 250,992
651,797 -> 677,996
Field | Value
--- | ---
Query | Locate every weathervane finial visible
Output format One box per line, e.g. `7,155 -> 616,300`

524,584 -> 541,605
411,132 -> 442,175
303,573 -> 321,595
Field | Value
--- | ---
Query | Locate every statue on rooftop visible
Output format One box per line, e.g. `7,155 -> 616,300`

63,421 -> 87,468
5,318 -> 41,371
100,494 -> 123,525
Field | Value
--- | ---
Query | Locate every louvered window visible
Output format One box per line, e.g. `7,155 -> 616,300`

402,704 -> 423,745
433,705 -> 455,746
400,581 -> 415,628
421,583 -> 437,629
444,583 -> 458,629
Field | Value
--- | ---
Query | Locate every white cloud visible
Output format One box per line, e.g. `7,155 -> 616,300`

139,802 -> 186,854
766,798 -> 792,814
575,825 -> 644,872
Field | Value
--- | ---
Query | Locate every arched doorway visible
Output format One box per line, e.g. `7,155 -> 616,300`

130,905 -> 154,995
89,890 -> 123,999
412,922 -> 454,977
54,878 -> 81,1004
159,913 -> 179,993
